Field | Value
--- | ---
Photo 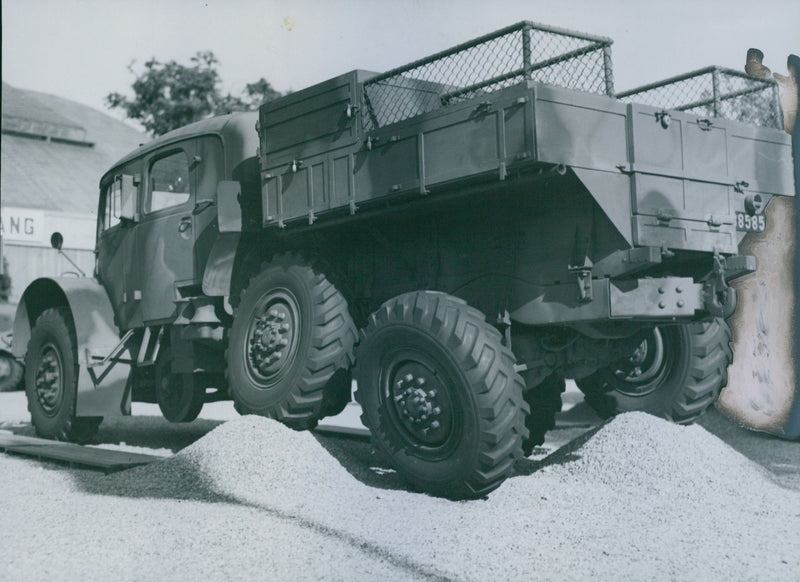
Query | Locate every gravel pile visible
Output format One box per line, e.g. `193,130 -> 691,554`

2,412 -> 798,580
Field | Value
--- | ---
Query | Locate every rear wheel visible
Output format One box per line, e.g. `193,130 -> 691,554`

227,254 -> 356,429
576,318 -> 732,422
24,307 -> 101,443
355,291 -> 528,499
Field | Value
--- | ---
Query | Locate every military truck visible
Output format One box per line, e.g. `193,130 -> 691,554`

12,22 -> 794,498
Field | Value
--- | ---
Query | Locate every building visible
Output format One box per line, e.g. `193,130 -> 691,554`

1,83 -> 144,302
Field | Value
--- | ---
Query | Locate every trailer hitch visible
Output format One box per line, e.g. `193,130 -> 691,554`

703,254 -> 737,318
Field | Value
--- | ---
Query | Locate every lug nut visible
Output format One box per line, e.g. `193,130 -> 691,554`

430,420 -> 441,430
404,373 -> 414,383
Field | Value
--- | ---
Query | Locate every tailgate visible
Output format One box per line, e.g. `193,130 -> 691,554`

627,103 -> 793,253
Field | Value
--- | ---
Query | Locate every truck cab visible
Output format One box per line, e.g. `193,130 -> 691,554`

96,113 -> 259,328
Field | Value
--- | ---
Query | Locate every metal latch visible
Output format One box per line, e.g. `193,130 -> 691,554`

568,261 -> 594,303
473,101 -> 493,114
697,118 -> 713,131
345,103 -> 359,118
655,110 -> 671,129
734,180 -> 750,193
291,160 -> 304,173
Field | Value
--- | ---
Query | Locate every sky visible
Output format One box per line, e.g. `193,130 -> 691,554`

2,0 -> 799,128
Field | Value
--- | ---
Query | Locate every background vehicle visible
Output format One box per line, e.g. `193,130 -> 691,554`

11,22 -> 794,498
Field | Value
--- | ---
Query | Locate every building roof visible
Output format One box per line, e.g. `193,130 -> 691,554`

1,83 -> 145,214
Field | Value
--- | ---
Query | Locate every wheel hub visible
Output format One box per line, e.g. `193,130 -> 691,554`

390,364 -> 449,445
613,328 -> 666,396
246,298 -> 298,383
35,345 -> 63,415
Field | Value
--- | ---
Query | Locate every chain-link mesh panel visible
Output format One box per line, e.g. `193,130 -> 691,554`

617,67 -> 782,129
363,22 -> 613,131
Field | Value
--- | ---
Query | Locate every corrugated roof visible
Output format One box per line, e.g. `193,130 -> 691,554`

1,83 -> 145,214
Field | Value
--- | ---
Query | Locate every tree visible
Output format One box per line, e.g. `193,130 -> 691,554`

106,51 -> 282,136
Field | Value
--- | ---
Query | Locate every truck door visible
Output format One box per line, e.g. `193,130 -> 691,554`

137,145 -> 196,323
96,160 -> 143,330
135,137 -> 224,323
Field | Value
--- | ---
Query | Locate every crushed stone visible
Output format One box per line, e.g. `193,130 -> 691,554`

2,412 -> 798,581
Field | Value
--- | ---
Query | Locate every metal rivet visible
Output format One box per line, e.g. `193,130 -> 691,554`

658,301 -> 666,309
658,287 -> 665,294
676,286 -> 683,293
677,300 -> 685,308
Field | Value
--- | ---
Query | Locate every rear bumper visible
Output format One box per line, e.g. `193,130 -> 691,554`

510,255 -> 753,325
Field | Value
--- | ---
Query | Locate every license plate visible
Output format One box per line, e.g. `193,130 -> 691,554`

736,212 -> 766,233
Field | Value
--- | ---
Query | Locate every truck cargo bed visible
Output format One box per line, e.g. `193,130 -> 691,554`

258,22 -> 793,254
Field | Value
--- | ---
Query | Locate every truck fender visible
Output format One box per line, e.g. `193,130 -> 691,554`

13,277 -> 131,418
201,232 -> 241,297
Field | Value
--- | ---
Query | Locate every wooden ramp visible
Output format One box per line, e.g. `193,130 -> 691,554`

0,433 -> 164,472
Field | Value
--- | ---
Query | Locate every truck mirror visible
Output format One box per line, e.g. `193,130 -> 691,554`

118,174 -> 137,222
50,232 -> 64,250
217,180 -> 242,232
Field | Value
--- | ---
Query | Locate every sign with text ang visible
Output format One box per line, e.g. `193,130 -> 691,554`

0,207 -> 45,244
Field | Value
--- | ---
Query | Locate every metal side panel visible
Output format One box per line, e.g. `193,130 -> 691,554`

259,71 -> 362,164
633,215 -> 738,254
201,232 -> 240,296
727,122 -> 794,197
534,84 -> 628,170
626,103 -> 751,253
571,167 -> 634,246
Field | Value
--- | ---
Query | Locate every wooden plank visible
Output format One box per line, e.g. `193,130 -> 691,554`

0,433 -> 163,472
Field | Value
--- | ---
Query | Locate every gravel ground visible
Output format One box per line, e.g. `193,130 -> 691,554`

2,407 -> 798,581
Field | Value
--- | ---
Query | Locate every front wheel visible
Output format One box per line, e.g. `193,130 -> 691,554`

576,318 -> 733,423
355,291 -> 528,499
24,307 -> 101,443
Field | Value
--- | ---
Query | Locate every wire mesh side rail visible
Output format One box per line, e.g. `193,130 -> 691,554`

616,65 -> 776,100
366,21 -> 612,86
440,41 -> 609,105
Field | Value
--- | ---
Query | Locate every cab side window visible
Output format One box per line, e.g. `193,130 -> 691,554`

148,150 -> 191,213
103,179 -> 122,230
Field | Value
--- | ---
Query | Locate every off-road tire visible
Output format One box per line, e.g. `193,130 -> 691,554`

576,318 -> 733,423
0,351 -> 24,392
521,373 -> 565,456
227,254 -> 356,429
155,345 -> 206,423
24,307 -> 101,443
355,291 -> 528,499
